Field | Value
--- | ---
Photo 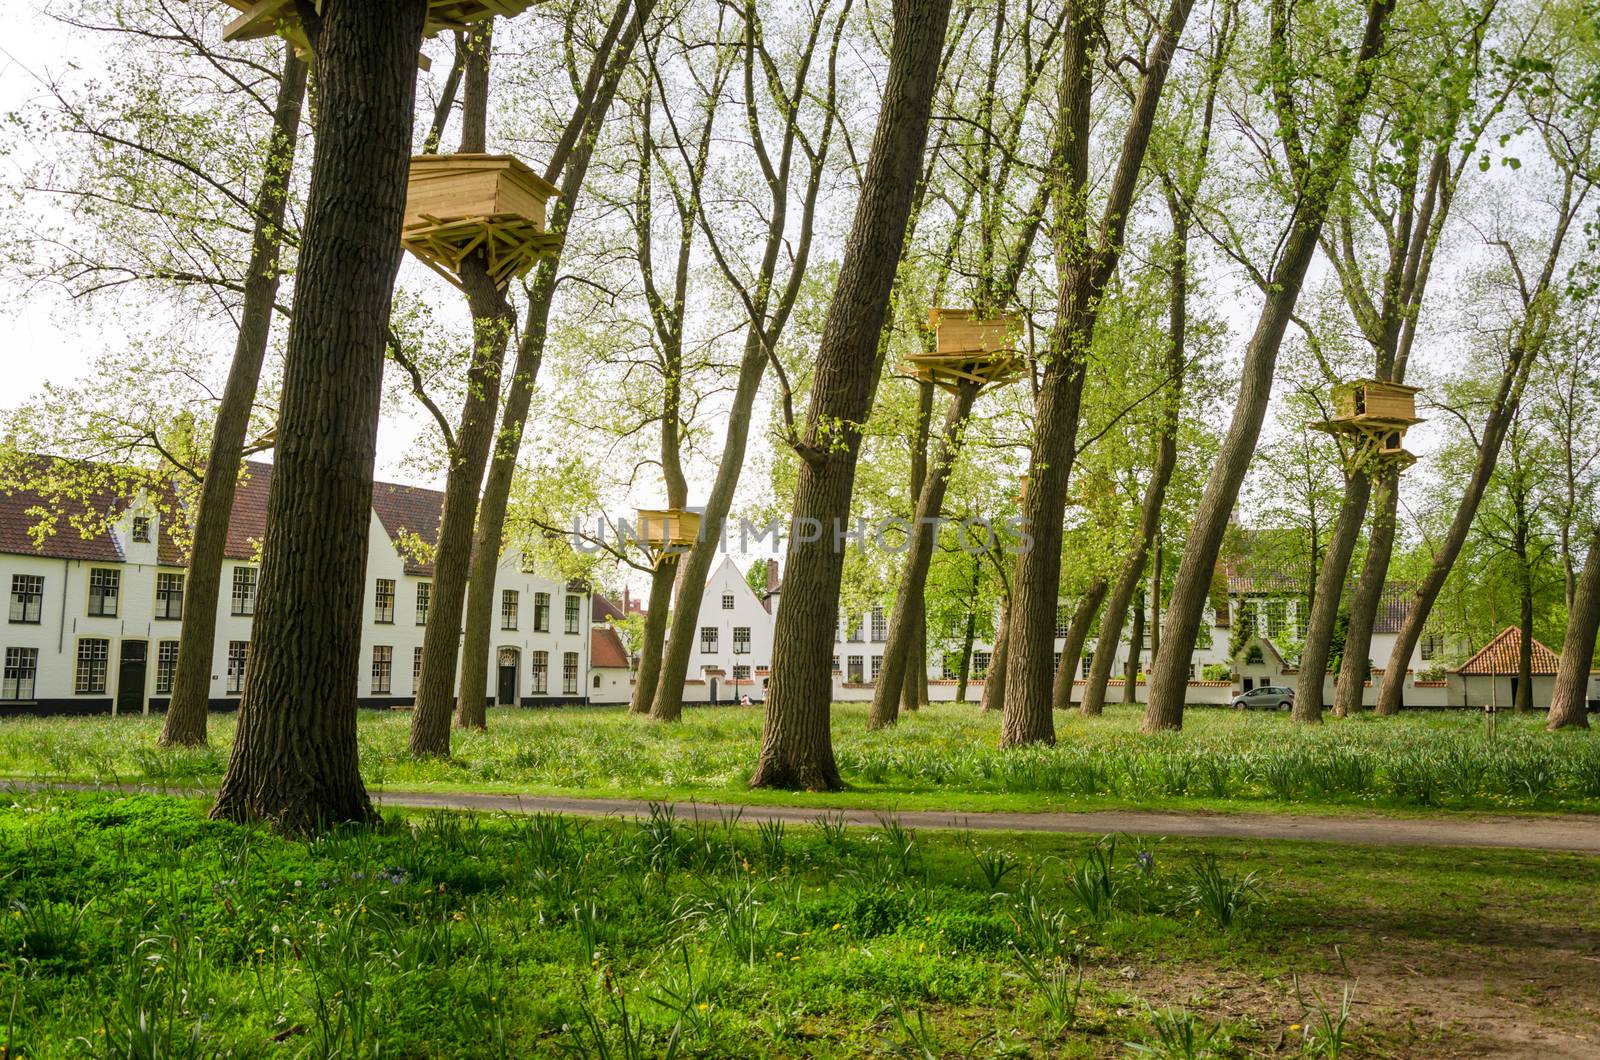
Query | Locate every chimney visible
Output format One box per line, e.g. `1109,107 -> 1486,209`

763,558 -> 780,614
623,585 -> 630,614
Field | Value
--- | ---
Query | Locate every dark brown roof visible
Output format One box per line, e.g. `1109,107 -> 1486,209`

593,593 -> 625,624
0,454 -> 142,564
370,478 -> 444,576
223,463 -> 274,562
590,625 -> 630,669
1455,627 -> 1561,676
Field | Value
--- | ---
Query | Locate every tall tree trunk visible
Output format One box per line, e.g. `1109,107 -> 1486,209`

1516,563 -> 1534,713
1000,0 -> 1193,747
160,46 -> 307,748
411,26 -> 518,748
870,383 -> 978,727
1548,525 -> 1600,729
1294,471 -> 1369,722
1122,592 -> 1145,704
211,0 -> 429,832
980,598 -> 1010,713
750,0 -> 952,790
456,0 -> 647,718
1374,355 -> 1540,715
955,563 -> 979,702
901,379 -> 935,716
629,560 -> 679,713
1150,531 -> 1162,662
1147,0 -> 1395,731
1055,578 -> 1105,711
1334,471 -> 1396,716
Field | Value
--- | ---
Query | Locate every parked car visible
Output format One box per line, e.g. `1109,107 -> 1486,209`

1231,685 -> 1294,710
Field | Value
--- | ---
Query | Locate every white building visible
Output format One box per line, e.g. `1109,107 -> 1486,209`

681,557 -> 775,702
0,461 -> 596,715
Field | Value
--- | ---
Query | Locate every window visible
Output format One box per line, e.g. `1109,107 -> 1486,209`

231,567 -> 258,616
154,641 -> 179,694
1081,653 -> 1094,679
941,653 -> 960,680
563,652 -> 578,694
534,592 -> 551,632
733,626 -> 751,654
226,641 -> 249,694
565,595 -> 580,634
413,646 -> 424,686
1053,652 -> 1062,673
1055,605 -> 1071,638
1421,633 -> 1443,661
733,664 -> 751,680
87,569 -> 119,618
371,646 -> 393,695
700,626 -> 718,653
1262,599 -> 1287,639
870,655 -> 883,682
846,620 -> 863,643
973,651 -> 991,678
416,582 -> 431,626
155,572 -> 185,620
75,638 -> 109,694
594,674 -> 602,689
531,651 -> 549,693
9,575 -> 42,624
131,516 -> 151,543
870,606 -> 887,642
831,654 -> 841,673
374,578 -> 395,624
722,592 -> 735,610
2,647 -> 37,700
847,655 -> 864,683
502,589 -> 520,630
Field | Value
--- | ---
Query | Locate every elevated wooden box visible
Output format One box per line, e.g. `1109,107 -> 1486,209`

634,508 -> 702,558
221,0 -> 539,56
902,308 -> 1024,393
1326,379 -> 1422,427
402,154 -> 562,290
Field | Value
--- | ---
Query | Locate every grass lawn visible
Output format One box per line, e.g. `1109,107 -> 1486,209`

2,703 -> 1599,816
3,789 -> 1598,1058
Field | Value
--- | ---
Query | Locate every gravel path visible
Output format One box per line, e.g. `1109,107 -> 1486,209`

14,780 -> 1600,853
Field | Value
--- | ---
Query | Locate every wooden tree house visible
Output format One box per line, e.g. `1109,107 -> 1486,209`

903,309 -> 1025,393
220,0 -> 539,60
634,508 -> 702,566
401,154 -> 563,291
1312,379 -> 1424,469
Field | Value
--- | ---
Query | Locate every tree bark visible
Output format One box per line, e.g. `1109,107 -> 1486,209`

1000,0 -> 1193,748
901,379 -> 935,716
1334,471 -> 1395,716
629,560 -> 679,713
1123,592 -> 1145,705
411,25 -> 518,748
160,47 -> 307,749
211,0 -> 428,832
1294,471 -> 1369,722
980,598 -> 1010,713
1548,525 -> 1600,729
870,384 -> 978,727
750,0 -> 952,790
955,563 -> 979,702
1054,578 -> 1105,712
456,0 -> 647,718
1516,562 -> 1534,713
1146,0 -> 1395,731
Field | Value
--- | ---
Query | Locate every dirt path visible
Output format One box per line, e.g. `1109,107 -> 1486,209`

15,780 -> 1600,853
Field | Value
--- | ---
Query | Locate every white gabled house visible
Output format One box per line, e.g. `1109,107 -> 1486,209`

0,460 -> 596,715
681,556 -> 774,702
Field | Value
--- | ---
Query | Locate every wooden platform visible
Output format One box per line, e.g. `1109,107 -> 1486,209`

1312,379 -> 1424,470
402,154 -> 562,290
634,508 -> 701,564
221,0 -> 539,54
902,308 -> 1025,393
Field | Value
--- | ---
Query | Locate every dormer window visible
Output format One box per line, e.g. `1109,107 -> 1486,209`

131,516 -> 151,543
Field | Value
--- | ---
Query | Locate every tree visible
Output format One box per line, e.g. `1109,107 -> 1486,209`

212,0 -> 431,832
1548,524 -> 1600,728
1145,0 -> 1397,731
1000,0 -> 1196,747
750,0 -> 953,790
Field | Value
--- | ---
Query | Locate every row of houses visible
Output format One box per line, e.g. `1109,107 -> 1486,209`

0,461 -> 633,715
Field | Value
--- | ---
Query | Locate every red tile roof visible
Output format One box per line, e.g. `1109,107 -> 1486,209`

370,479 -> 444,575
0,455 -> 135,564
592,593 -> 625,624
590,625 -> 630,668
1455,626 -> 1561,676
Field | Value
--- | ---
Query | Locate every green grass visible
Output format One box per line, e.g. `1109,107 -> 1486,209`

3,703 -> 1599,815
2,788 -> 1597,1057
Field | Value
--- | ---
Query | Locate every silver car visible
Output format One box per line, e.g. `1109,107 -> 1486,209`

1231,685 -> 1294,710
